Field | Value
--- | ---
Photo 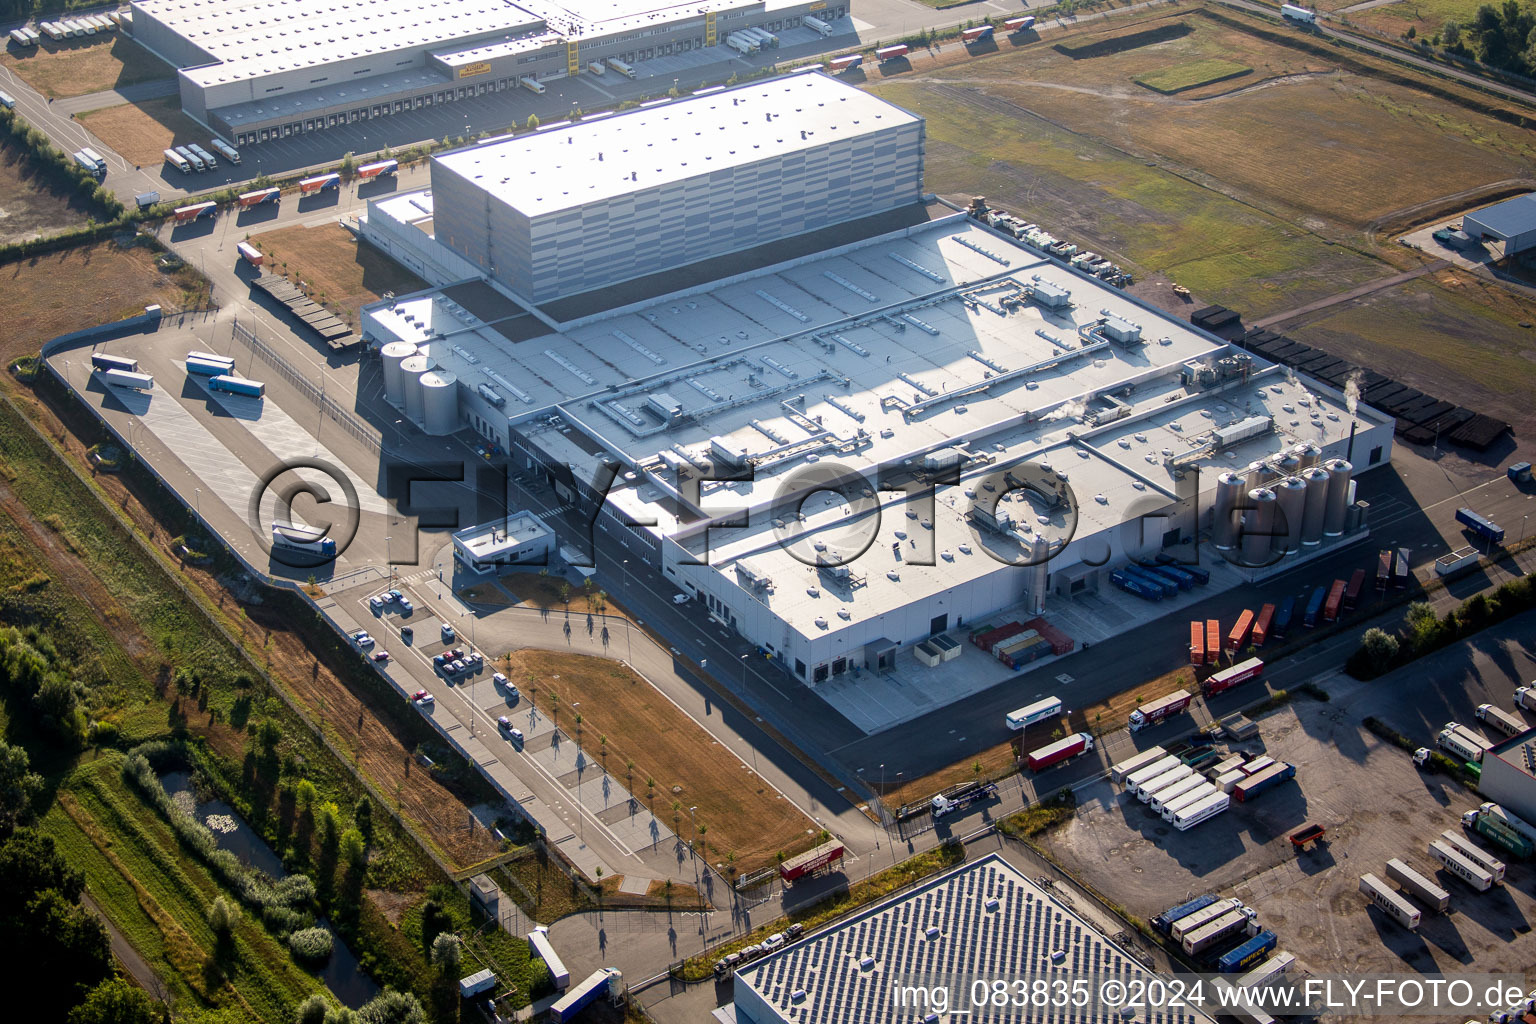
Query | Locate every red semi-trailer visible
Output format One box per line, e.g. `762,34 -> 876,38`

1324,580 -> 1345,622
1026,732 -> 1094,772
1130,690 -> 1193,731
779,840 -> 845,883
1190,621 -> 1205,666
1227,610 -> 1255,654
1205,620 -> 1220,664
1252,604 -> 1275,647
1203,658 -> 1264,698
1344,568 -> 1366,611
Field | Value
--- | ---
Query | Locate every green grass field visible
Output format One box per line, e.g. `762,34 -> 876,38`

44,759 -> 324,1024
1134,58 -> 1251,93
871,78 -> 1389,317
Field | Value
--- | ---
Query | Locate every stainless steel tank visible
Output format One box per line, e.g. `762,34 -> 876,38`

1323,458 -> 1353,537
400,354 -> 431,422
1213,471 -> 1246,551
1300,466 -> 1329,546
380,341 -> 417,408
1273,476 -> 1306,557
420,371 -> 459,436
1245,460 -> 1268,491
1241,487 -> 1276,566
1026,533 -> 1049,615
1277,454 -> 1300,478
1293,442 -> 1322,472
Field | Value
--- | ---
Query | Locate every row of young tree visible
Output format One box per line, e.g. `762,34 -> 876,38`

1437,2 -> 1536,78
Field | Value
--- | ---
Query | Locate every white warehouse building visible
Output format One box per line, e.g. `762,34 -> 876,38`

358,73 -> 1395,688
128,0 -> 849,146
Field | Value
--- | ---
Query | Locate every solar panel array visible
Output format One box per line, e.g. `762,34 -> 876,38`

735,854 -> 1216,1024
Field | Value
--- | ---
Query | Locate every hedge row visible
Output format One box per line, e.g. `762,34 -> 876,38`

1347,573 -> 1536,679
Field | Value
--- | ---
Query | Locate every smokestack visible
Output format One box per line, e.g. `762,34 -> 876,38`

1346,419 -> 1356,463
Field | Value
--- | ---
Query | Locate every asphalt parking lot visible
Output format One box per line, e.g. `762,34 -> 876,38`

1040,615 -> 1536,1016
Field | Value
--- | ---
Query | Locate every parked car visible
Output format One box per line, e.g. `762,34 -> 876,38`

351,631 -> 374,648
433,654 -> 447,668
786,923 -> 804,939
441,624 -> 456,642
497,715 -> 512,731
763,932 -> 786,951
388,589 -> 403,602
369,596 -> 384,612
508,727 -> 524,743
493,671 -> 508,687
398,597 -> 413,613
673,593 -> 690,605
467,652 -> 483,667
400,625 -> 413,642
379,591 -> 395,604
411,690 -> 434,705
372,651 -> 390,663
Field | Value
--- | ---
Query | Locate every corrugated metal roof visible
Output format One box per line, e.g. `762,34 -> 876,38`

1464,193 -> 1536,242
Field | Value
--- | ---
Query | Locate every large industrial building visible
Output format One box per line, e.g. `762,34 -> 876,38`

357,73 -> 1394,687
722,853 -> 1219,1024
128,0 -> 848,146
1480,729 -> 1536,826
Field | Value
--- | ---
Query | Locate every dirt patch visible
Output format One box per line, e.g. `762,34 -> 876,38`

364,887 -> 415,926
503,648 -> 817,875
0,35 -> 172,100
0,242 -> 209,350
79,95 -> 211,169
249,223 -> 428,326
0,136 -> 97,243
498,573 -> 622,619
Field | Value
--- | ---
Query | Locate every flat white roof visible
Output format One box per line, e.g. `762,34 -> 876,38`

136,0 -> 543,86
432,74 -> 921,216
453,513 -> 551,560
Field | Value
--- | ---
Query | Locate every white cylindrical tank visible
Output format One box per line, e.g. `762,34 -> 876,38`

1213,472 -> 1246,551
1293,442 -> 1322,472
420,371 -> 459,436
1277,454 -> 1300,478
1026,533 -> 1049,615
380,341 -> 417,408
1245,460 -> 1268,491
400,354 -> 431,422
1273,476 -> 1306,557
1300,466 -> 1329,546
1241,488 -> 1276,566
1323,458 -> 1353,537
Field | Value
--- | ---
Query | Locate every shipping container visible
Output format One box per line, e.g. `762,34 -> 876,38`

91,353 -> 139,373
1251,604 -> 1275,647
1478,802 -> 1536,848
973,621 -> 1026,652
1203,658 -> 1264,698
1218,930 -> 1277,973
298,173 -> 340,194
1455,507 -> 1505,544
991,628 -> 1036,657
1375,549 -> 1392,590
208,375 -> 265,398
1183,747 -> 1222,770
1226,610 -> 1255,653
527,927 -> 570,989
1236,951 -> 1295,989
1026,732 -> 1093,772
1124,756 -> 1182,796
1392,547 -> 1411,588
1124,565 -> 1177,599
1142,564 -> 1193,591
1302,586 -> 1326,627
1428,839 -> 1494,891
1129,690 -> 1193,731
1216,769 -> 1248,793
1205,620 -> 1220,663
1190,621 -> 1206,666
1464,809 -> 1534,860
875,44 -> 908,60
779,840 -> 844,882
1169,898 -> 1243,941
1110,571 -> 1163,601
102,369 -> 153,391
1440,831 -> 1506,881
1005,696 -> 1061,731
1173,791 -> 1230,830
1136,765 -> 1194,802
237,187 -> 280,207
1233,762 -> 1295,802
1323,579 -> 1345,622
356,158 -> 398,179
1183,908 -> 1255,956
186,355 -> 234,377
1208,754 -> 1245,778
1359,874 -> 1420,930
1241,756 -> 1275,775
549,968 -> 620,1023
1344,568 -> 1366,610
1152,893 -> 1217,935
1385,858 -> 1450,912
1111,747 -> 1169,785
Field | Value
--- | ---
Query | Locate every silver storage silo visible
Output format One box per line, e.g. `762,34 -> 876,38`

380,341 -> 417,408
1213,471 -> 1246,551
1300,466 -> 1329,546
1241,487 -> 1276,566
1273,476 -> 1307,557
1323,458 -> 1353,537
1293,442 -> 1322,472
1026,533 -> 1049,615
420,371 -> 459,436
1277,454 -> 1300,478
1245,460 -> 1268,491
400,354 -> 431,423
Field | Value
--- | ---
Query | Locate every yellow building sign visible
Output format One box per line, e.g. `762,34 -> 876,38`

809,2 -> 827,9
459,61 -> 491,78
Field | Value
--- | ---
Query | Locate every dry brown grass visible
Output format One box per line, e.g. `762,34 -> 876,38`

0,243 -> 209,350
498,572 -> 621,619
0,136 -> 95,243
0,35 -> 171,99
502,648 -> 817,875
250,223 -> 427,325
79,95 -> 210,168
